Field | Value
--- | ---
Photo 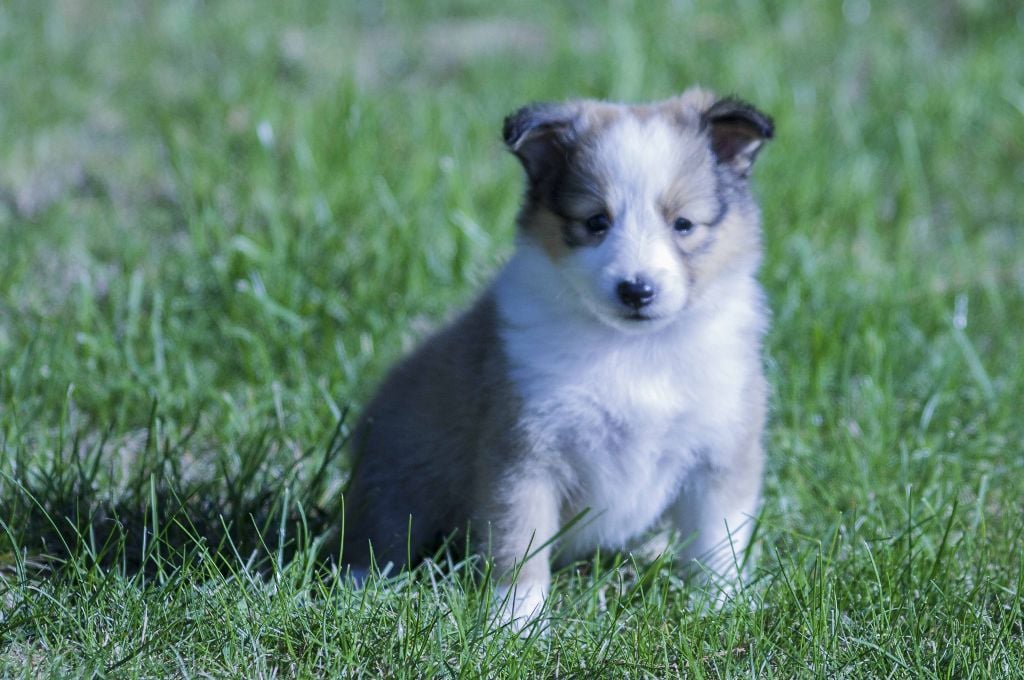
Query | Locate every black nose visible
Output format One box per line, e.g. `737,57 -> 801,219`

616,278 -> 655,309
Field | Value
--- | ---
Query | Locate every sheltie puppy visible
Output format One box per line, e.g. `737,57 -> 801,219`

343,87 -> 774,626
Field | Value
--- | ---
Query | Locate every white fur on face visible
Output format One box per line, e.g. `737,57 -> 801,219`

556,115 -> 719,332
492,105 -> 767,561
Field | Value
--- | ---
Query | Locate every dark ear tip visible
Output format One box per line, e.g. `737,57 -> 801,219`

502,104 -> 540,148
501,102 -> 579,175
706,96 -> 775,141
501,115 -> 519,146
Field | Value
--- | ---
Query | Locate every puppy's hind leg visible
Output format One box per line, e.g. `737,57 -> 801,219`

340,473 -> 434,582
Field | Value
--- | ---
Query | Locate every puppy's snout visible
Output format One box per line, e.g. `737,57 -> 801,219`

616,278 -> 656,309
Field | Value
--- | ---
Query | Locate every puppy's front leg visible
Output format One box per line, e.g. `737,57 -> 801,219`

671,441 -> 764,597
479,472 -> 559,628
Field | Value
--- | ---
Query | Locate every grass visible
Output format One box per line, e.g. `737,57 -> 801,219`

1,0 -> 1022,676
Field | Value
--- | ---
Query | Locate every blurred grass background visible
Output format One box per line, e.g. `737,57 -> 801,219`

1,0 -> 1022,676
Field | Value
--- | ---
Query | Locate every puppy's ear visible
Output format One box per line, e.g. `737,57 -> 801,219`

503,103 -> 580,185
702,97 -> 774,176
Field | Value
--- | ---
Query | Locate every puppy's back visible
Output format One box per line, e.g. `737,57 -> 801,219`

343,294 -> 510,569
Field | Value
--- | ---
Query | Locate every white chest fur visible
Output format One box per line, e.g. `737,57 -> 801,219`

493,245 -> 765,557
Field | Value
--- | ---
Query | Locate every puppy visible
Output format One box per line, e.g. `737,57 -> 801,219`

343,87 -> 773,625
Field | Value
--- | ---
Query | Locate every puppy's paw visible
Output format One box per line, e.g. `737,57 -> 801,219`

493,580 -> 549,633
686,560 -> 750,614
345,565 -> 369,587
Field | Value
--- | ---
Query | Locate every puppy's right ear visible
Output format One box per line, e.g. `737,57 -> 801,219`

503,103 -> 580,185
702,97 -> 774,177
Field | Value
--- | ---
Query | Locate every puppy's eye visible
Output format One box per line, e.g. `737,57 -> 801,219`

584,213 -> 611,235
673,217 -> 696,234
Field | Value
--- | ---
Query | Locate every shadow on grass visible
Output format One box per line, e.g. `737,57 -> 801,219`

0,401 -> 350,581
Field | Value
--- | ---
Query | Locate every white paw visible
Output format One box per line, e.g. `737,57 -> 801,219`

346,565 -> 369,587
493,581 -> 548,633
687,559 -> 746,613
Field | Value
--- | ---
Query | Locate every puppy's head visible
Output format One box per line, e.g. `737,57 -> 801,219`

504,88 -> 773,332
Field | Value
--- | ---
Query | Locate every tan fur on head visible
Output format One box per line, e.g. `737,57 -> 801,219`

501,90 -> 772,329
664,85 -> 719,121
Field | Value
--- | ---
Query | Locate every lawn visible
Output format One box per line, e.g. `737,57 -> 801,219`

1,0 -> 1022,676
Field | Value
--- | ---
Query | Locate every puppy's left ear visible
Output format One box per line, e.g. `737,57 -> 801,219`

503,102 -> 581,186
702,98 -> 774,177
